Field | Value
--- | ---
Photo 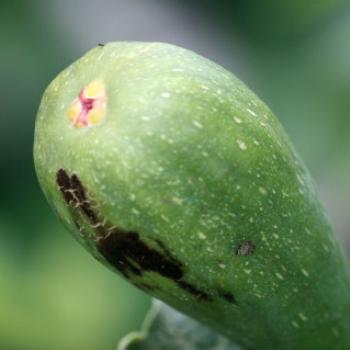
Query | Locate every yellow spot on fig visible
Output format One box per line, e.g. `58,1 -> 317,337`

67,80 -> 107,128
68,99 -> 82,122
88,106 -> 105,124
83,80 -> 105,99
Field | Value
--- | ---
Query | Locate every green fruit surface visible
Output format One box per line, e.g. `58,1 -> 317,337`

34,42 -> 350,350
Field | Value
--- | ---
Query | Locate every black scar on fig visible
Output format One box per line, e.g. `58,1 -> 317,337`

56,168 -> 213,301
221,292 -> 237,304
57,169 -> 75,204
155,239 -> 178,259
177,280 -> 212,301
98,229 -> 184,280
56,169 -> 98,225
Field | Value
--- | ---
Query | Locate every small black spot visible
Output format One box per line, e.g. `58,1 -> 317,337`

98,43 -> 104,47
177,280 -> 211,301
235,241 -> 256,256
221,292 -> 237,304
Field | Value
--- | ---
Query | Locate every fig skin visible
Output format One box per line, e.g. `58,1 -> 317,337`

34,42 -> 350,350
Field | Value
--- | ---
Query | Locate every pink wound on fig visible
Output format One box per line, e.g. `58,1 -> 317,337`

68,80 -> 107,128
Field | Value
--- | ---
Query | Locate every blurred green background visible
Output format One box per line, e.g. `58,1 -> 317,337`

1,0 -> 350,349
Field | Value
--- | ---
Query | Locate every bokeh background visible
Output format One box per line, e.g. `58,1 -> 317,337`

1,1 -> 350,349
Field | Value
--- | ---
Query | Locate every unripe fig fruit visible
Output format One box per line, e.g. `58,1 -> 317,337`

34,42 -> 350,350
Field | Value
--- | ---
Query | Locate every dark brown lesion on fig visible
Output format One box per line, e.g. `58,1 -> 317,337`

177,281 -> 212,301
57,169 -> 75,204
220,292 -> 237,304
98,229 -> 183,280
56,168 -> 212,301
154,239 -> 178,259
56,169 -> 98,225
235,240 -> 256,256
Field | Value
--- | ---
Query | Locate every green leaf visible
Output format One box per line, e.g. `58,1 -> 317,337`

118,299 -> 241,350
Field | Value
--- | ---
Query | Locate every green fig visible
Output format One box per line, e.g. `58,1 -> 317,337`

34,42 -> 350,350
